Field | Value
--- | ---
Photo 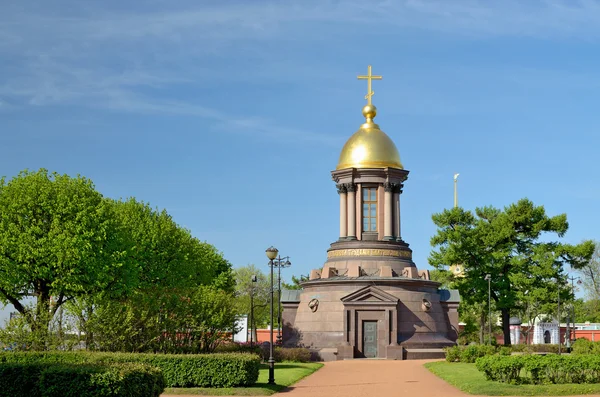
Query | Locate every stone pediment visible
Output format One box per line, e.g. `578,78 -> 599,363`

340,286 -> 399,306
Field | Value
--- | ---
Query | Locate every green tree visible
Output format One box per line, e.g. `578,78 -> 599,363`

234,265 -> 273,330
429,198 -> 594,345
579,241 -> 600,300
0,169 -> 133,347
429,268 -> 492,344
182,285 -> 239,353
109,198 -> 233,290
281,275 -> 307,290
69,198 -> 234,351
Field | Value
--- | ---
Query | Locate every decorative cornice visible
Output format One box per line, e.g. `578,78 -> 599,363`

327,248 -> 412,259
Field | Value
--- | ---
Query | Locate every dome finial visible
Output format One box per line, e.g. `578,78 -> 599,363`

362,104 -> 377,124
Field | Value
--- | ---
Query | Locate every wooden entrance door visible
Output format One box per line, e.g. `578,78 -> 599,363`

363,321 -> 378,358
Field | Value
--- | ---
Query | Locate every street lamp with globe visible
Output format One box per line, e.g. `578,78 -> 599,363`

265,246 -> 279,385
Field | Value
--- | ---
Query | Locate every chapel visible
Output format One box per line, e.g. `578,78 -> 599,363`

281,66 -> 460,360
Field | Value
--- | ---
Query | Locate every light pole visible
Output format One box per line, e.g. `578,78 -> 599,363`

567,275 -> 582,343
453,173 -> 460,208
250,274 -> 257,348
272,256 -> 291,344
484,274 -> 492,344
265,246 -> 279,385
557,278 -> 561,355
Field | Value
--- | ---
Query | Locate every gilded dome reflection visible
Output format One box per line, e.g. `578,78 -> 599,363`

336,105 -> 403,170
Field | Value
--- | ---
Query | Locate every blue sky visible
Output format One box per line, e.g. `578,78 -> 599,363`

1,0 -> 599,284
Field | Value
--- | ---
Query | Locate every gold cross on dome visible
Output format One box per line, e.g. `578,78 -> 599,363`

357,65 -> 382,105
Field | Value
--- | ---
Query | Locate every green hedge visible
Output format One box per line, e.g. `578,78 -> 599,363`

445,345 -> 504,363
445,344 -> 564,362
0,362 -> 165,397
0,352 -> 260,388
572,339 -> 600,355
475,354 -> 600,384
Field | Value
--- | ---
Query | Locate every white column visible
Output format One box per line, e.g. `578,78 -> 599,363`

395,184 -> 403,241
338,184 -> 347,239
384,183 -> 393,240
347,184 -> 356,240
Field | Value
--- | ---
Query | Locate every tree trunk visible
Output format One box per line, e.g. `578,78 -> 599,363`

32,281 -> 52,350
501,308 -> 511,345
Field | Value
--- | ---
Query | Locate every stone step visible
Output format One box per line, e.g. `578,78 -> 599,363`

404,348 -> 446,360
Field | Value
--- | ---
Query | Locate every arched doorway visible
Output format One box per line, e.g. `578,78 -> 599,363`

544,330 -> 551,344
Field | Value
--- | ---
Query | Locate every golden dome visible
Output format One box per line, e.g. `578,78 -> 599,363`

336,105 -> 403,170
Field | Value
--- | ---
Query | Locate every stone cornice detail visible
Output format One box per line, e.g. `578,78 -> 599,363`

327,248 -> 412,259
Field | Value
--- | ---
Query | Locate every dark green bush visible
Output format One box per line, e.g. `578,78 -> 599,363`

275,347 -> 312,362
457,345 -> 497,363
0,351 -> 260,388
215,342 -> 261,355
572,339 -> 600,355
476,355 -> 524,384
444,346 -> 461,362
0,362 -> 45,397
0,362 -> 165,397
445,344 -> 566,363
257,346 -> 312,362
475,354 -> 600,384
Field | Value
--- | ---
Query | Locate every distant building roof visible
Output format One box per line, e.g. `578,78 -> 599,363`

280,289 -> 301,303
510,317 -> 522,325
438,289 -> 460,303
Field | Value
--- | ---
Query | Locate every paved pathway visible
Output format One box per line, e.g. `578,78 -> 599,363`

276,359 -> 463,397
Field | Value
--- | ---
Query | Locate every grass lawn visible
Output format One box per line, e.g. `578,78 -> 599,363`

164,362 -> 323,396
425,361 -> 600,396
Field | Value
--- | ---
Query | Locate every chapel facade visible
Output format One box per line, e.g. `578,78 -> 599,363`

281,66 -> 460,360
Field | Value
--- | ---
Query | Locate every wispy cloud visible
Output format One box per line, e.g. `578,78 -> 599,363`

3,0 -> 600,140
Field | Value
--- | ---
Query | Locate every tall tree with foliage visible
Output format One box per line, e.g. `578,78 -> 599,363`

579,241 -> 600,300
281,275 -> 307,290
234,264 -> 274,330
429,198 -> 594,345
70,198 -> 234,351
0,169 -> 134,346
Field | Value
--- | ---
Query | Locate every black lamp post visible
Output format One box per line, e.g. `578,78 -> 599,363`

558,279 -> 561,355
484,274 -> 492,344
250,274 -> 257,348
272,256 -> 291,344
265,246 -> 279,385
566,275 -> 582,344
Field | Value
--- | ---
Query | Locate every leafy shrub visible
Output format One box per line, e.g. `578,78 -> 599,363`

476,354 -> 600,385
0,362 -> 45,397
498,346 -> 511,356
276,347 -> 311,362
0,362 -> 164,397
0,351 -> 260,388
445,346 -> 461,362
257,346 -> 312,362
215,342 -> 261,355
476,355 -> 524,384
572,339 -> 600,355
460,345 -> 497,363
